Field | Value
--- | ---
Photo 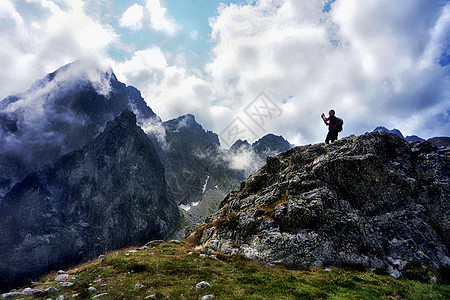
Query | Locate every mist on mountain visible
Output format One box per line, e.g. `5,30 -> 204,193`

0,60 -> 157,197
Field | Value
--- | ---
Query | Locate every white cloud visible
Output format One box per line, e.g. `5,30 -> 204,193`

0,0 -> 116,100
120,3 -> 144,31
206,0 -> 450,144
222,145 -> 264,177
145,0 -> 179,35
112,47 -> 218,130
1,0 -> 448,148
118,1 -> 180,34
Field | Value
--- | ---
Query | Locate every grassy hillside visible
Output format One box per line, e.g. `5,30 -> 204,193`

2,241 -> 449,299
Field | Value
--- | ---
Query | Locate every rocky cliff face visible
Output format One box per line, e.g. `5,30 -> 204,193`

0,110 -> 179,292
194,131 -> 449,277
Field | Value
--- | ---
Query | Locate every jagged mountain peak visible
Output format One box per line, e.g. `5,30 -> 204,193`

163,113 -> 201,132
105,109 -> 137,128
230,139 -> 251,151
162,113 -> 219,147
252,133 -> 292,155
373,127 -> 428,143
374,126 -> 405,139
25,59 -> 116,98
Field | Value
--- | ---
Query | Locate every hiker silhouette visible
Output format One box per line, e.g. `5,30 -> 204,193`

321,109 -> 343,144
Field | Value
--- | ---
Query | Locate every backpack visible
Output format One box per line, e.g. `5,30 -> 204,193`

332,117 -> 343,132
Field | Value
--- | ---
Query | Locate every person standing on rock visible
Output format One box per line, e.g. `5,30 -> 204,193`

321,109 -> 342,144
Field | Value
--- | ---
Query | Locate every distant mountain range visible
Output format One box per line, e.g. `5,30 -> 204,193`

0,61 -> 292,291
373,126 -> 450,146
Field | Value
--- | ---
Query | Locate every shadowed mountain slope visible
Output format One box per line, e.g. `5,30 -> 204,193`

0,110 -> 179,292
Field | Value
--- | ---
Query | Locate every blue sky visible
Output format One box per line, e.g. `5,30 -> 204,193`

91,0 -> 253,69
0,0 -> 449,146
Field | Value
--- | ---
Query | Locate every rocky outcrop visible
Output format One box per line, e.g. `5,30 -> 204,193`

428,137 -> 450,148
0,110 -> 179,292
194,131 -> 449,277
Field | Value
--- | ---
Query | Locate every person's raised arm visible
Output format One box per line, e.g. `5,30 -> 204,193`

321,113 -> 329,125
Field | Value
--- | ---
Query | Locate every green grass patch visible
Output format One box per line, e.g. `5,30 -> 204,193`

4,242 -> 449,299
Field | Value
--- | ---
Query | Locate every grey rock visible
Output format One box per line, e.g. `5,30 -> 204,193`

195,281 -> 211,291
88,287 -> 97,292
145,240 -> 165,246
1,286 -> 59,298
56,296 -> 65,300
92,293 -> 109,298
201,296 -> 214,300
197,131 -> 450,275
57,282 -> 74,287
0,292 -> 26,298
45,287 -> 59,294
54,274 -> 69,281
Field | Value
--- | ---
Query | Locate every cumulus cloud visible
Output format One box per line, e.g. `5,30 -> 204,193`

118,1 -> 179,34
1,0 -> 448,149
112,47 -> 223,132
0,0 -> 116,101
120,3 -> 144,31
207,0 -> 450,144
145,0 -> 179,34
